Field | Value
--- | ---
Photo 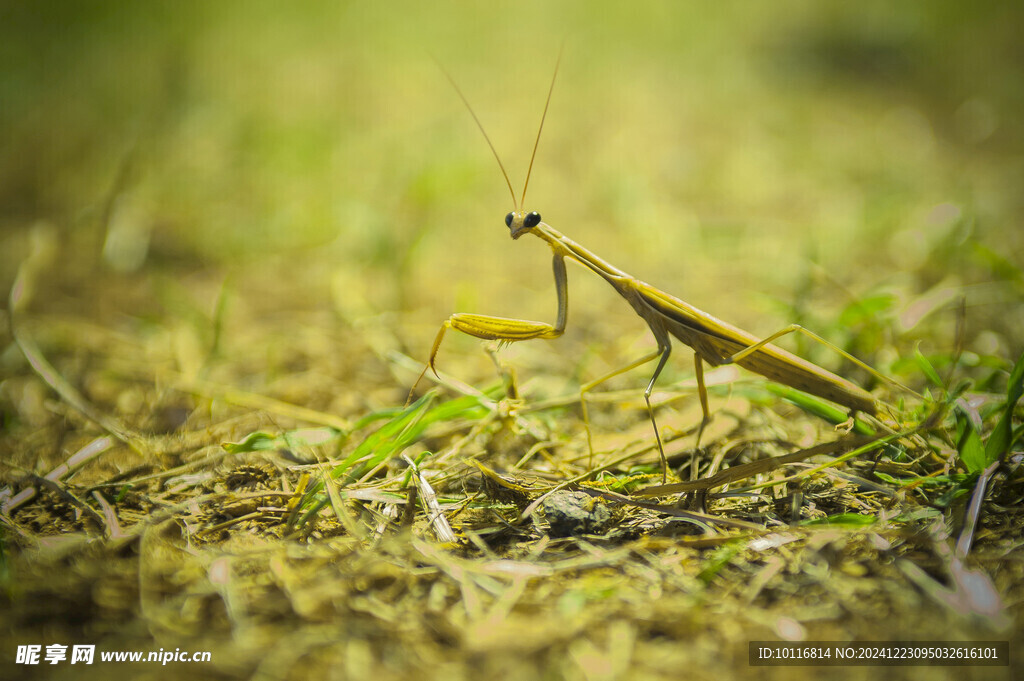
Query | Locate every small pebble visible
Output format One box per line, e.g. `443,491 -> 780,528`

541,491 -> 612,537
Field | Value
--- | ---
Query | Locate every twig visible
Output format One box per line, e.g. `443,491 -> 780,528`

403,454 -> 457,543
634,437 -> 867,496
92,490 -> 126,539
955,460 -> 1000,559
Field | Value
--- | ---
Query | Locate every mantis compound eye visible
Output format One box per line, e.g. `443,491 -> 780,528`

505,212 -> 514,228
524,211 -> 541,228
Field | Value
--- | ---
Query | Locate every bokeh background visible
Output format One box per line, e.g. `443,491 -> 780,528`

3,0 -> 1021,406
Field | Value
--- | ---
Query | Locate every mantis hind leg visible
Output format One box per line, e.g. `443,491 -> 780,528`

724,323 -> 918,398
581,333 -> 699,484
579,348 -> 665,470
693,354 -> 710,442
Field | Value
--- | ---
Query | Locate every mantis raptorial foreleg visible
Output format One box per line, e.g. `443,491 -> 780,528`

410,254 -> 568,396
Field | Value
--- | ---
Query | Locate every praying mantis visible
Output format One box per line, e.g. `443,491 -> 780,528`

413,54 -> 902,483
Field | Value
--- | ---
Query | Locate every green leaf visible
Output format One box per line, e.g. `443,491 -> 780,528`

329,393 -> 435,480
801,513 -> 875,527
293,394 -> 489,516
914,344 -> 943,388
697,543 -> 742,583
221,431 -> 276,453
984,349 -> 1024,465
329,393 -> 486,484
934,484 -> 971,508
349,406 -> 406,431
764,383 -> 875,435
955,407 -> 988,474
893,507 -> 942,523
222,427 -> 343,454
838,292 -> 895,328
403,451 -> 433,487
115,485 -> 132,503
873,471 -> 967,487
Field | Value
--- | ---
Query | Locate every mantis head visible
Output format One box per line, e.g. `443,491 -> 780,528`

505,211 -> 542,239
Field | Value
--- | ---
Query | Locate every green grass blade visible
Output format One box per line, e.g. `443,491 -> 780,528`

984,349 -> 1024,465
914,343 -> 944,388
764,383 -> 875,435
330,393 -> 487,482
801,513 -> 875,527
222,426 -> 343,454
955,407 -> 988,474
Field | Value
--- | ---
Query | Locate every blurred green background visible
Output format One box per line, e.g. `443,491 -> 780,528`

2,0 -> 1021,403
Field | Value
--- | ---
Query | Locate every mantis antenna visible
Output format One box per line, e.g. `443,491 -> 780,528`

436,46 -> 563,212
521,46 -> 563,208
435,61 -> 518,211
